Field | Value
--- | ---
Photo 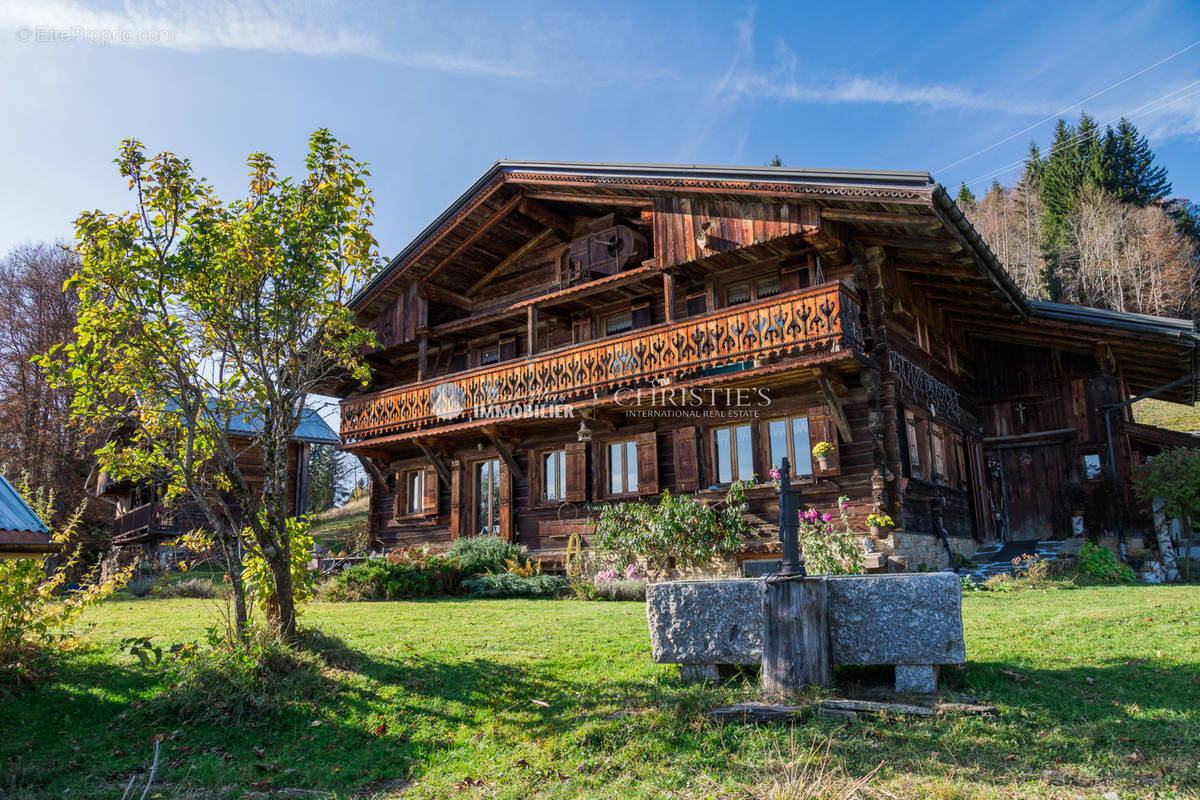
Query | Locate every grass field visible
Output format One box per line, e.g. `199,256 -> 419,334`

3,583 -> 1198,799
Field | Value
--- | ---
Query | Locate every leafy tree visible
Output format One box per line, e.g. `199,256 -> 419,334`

48,130 -> 379,640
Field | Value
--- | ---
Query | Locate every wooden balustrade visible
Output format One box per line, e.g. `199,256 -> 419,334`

113,501 -> 231,541
341,282 -> 862,442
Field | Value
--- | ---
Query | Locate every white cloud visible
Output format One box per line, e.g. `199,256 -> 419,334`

0,0 -> 531,76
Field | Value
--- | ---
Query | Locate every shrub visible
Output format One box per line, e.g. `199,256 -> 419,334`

799,497 -> 865,576
592,481 -> 750,573
0,475 -> 132,683
125,575 -> 158,598
1078,542 -> 1137,583
461,573 -> 567,598
448,534 -> 526,577
158,577 -> 229,600
326,556 -> 457,601
591,578 -> 646,601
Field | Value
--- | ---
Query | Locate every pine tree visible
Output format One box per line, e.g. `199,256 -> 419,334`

1109,118 -> 1171,205
956,182 -> 976,209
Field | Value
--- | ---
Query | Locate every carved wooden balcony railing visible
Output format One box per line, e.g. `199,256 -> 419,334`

341,282 -> 862,442
113,501 -> 232,541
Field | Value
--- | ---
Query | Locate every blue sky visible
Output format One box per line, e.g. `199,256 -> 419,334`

1,0 -> 1200,261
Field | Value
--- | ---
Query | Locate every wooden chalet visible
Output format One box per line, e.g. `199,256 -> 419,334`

102,408 -> 340,558
335,161 -> 1199,572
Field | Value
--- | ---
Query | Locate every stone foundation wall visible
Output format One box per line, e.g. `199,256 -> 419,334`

866,531 -> 979,571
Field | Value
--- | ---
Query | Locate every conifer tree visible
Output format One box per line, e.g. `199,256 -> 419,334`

956,182 -> 976,209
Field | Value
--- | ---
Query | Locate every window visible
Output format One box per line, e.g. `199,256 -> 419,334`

765,415 -> 813,477
714,423 -> 754,483
756,275 -> 781,299
405,470 -> 424,515
905,409 -> 923,479
1083,452 -> 1103,480
543,449 -> 566,501
480,346 -> 500,366
913,315 -> 931,352
475,459 -> 501,535
608,440 -> 638,495
931,427 -> 947,484
726,283 -> 751,306
605,311 -> 633,336
685,293 -> 707,316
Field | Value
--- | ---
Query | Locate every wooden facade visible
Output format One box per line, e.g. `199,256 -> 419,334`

336,162 -> 1199,571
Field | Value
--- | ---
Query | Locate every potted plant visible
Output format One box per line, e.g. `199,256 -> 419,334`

768,465 -> 782,490
866,512 -> 895,538
812,441 -> 834,471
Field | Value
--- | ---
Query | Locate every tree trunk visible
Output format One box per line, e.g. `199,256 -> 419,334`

1151,497 -> 1180,581
220,532 -> 248,638
761,576 -> 832,698
267,542 -> 297,641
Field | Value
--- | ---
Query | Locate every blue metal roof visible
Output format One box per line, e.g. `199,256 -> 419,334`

162,400 -> 342,445
219,405 -> 341,445
0,474 -> 49,534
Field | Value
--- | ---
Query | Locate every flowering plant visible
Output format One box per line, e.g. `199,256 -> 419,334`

866,513 -> 895,529
768,465 -> 782,490
811,441 -> 834,459
797,496 -> 864,575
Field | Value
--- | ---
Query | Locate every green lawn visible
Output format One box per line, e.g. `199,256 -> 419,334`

3,584 -> 1199,799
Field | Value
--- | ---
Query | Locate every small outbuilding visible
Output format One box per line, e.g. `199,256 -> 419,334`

0,474 -> 57,559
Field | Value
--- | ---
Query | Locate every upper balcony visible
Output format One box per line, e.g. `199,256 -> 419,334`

340,282 -> 862,443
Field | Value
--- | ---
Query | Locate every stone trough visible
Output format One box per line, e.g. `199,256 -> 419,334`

645,573 -> 965,693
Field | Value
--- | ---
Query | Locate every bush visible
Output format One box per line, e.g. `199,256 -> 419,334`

325,556 -> 457,601
125,575 -> 158,598
591,578 -> 646,601
461,573 -> 567,598
139,630 -> 329,726
158,577 -> 229,600
448,534 -> 526,577
1078,542 -> 1137,583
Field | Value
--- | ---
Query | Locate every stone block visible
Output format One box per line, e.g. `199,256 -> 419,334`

646,573 -> 965,669
894,664 -> 939,693
645,580 -> 762,664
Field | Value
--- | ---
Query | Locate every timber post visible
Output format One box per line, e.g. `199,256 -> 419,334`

761,575 -> 832,696
761,458 -> 833,696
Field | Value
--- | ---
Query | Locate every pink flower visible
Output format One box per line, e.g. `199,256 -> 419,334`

822,513 -> 833,523
769,467 -> 781,479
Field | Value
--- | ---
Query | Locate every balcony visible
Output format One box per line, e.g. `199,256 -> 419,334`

341,282 -> 862,442
113,501 -> 223,542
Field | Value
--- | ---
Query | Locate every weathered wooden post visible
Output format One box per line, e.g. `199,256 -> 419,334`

761,458 -> 833,696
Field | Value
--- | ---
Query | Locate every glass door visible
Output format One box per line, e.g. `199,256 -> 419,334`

475,459 -> 502,536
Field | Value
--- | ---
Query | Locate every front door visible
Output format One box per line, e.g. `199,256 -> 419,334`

985,444 -> 1068,541
474,459 -> 502,536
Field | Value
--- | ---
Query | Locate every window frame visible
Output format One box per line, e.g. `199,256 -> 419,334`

604,310 -> 633,336
473,458 -> 502,536
711,422 -> 755,486
542,448 -> 567,502
763,413 -> 815,481
605,439 -> 639,497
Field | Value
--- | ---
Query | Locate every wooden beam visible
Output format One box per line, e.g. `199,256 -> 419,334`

663,271 -> 676,322
521,190 -> 653,207
518,197 -> 573,234
821,209 -> 939,228
417,334 -> 428,381
802,219 -> 849,265
418,280 -> 474,311
817,368 -> 853,443
416,442 -> 453,485
484,428 -> 524,480
527,305 -> 538,356
858,235 -> 963,253
466,228 -> 557,296
425,193 -> 523,282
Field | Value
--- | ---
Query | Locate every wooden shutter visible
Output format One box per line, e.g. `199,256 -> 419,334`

421,467 -> 439,517
449,460 -> 463,539
390,472 -> 403,520
636,432 -> 659,495
565,442 -> 587,502
498,461 -> 514,542
673,426 -> 700,490
808,406 -> 840,476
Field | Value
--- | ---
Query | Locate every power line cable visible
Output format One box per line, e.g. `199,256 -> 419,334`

937,38 -> 1200,173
